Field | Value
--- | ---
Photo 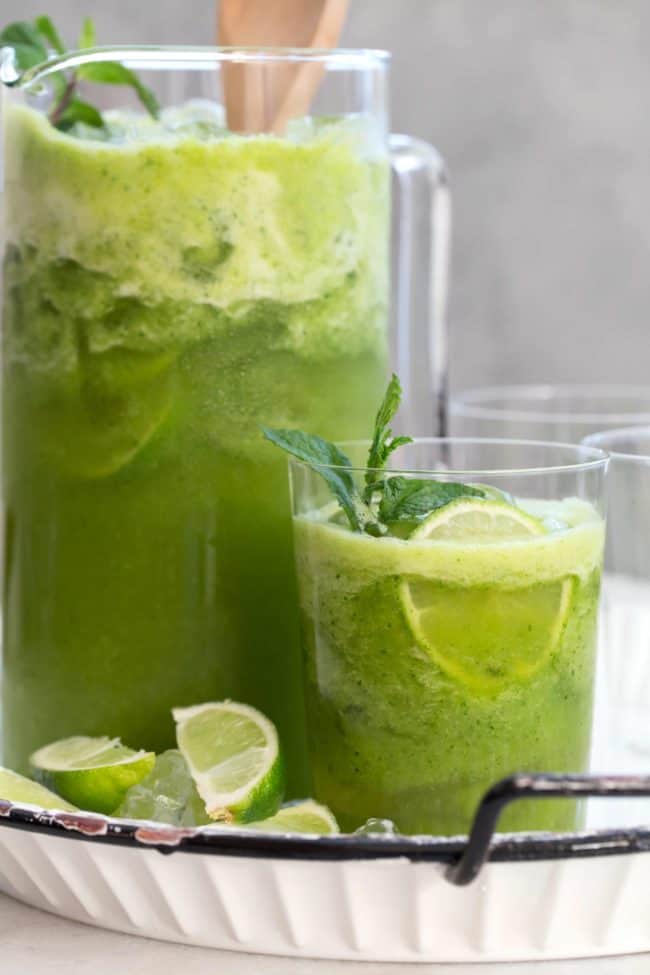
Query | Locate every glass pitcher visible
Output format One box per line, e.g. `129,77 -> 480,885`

0,45 -> 449,794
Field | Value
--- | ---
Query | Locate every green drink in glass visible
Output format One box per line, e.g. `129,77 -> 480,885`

270,395 -> 607,833
0,46 -> 401,790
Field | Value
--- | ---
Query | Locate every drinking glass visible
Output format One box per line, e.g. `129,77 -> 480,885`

0,45 -> 449,792
451,384 -> 650,801
289,438 -> 607,834
451,384 -> 650,442
584,426 -> 650,763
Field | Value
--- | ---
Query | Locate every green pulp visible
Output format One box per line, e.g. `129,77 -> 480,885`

1,104 -> 389,791
294,499 -> 604,833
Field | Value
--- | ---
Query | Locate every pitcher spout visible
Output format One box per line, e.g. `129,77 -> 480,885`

0,45 -> 21,86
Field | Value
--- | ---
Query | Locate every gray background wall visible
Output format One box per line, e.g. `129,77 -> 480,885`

2,0 -> 649,391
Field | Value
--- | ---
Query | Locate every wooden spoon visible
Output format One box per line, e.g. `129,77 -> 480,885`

218,0 -> 350,133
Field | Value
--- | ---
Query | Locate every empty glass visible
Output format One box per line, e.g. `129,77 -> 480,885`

451,386 -> 650,820
451,385 -> 650,442
584,427 -> 650,764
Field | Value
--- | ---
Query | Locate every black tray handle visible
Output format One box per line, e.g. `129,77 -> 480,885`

446,772 -> 650,886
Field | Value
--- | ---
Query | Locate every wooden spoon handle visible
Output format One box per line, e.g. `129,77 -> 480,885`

218,0 -> 350,133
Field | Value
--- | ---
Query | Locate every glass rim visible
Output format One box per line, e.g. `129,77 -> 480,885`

583,424 -> 650,463
289,436 -> 609,478
8,45 -> 390,89
450,384 -> 650,425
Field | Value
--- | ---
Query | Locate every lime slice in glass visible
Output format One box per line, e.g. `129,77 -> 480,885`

400,499 -> 575,694
0,767 -> 77,811
34,344 -> 177,481
40,374 -> 173,480
246,799 -> 339,835
409,497 -> 546,543
469,482 -> 516,506
116,749 -> 211,826
30,736 -> 155,815
173,701 -> 285,824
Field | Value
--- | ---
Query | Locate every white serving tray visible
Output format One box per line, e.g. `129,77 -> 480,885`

1,769 -> 650,964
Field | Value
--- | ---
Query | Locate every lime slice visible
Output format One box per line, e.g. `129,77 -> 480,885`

409,497 -> 546,543
173,701 -> 285,824
86,347 -> 177,390
39,374 -> 173,480
33,344 -> 176,481
116,750 -> 211,826
246,799 -> 339,835
0,767 -> 77,811
30,736 -> 155,815
400,499 -> 575,694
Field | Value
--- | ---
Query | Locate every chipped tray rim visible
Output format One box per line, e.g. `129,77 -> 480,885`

2,796 -> 650,868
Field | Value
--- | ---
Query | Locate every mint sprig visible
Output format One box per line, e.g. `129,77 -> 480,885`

263,375 -> 487,537
0,16 -> 160,132
363,373 -> 413,503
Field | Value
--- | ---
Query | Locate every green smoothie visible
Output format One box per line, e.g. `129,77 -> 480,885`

293,496 -> 604,834
1,102 -> 389,789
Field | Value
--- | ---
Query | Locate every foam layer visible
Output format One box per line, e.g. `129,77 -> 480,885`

3,104 -> 389,363
295,498 -> 605,594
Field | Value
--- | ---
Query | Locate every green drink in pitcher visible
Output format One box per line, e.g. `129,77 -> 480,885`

267,381 -> 607,833
0,45 -> 396,791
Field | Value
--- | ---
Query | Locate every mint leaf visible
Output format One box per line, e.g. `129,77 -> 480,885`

34,15 -> 65,54
1,21 -> 44,50
0,21 -> 47,70
364,373 -> 413,502
262,427 -> 377,534
379,477 -> 486,525
78,61 -> 160,119
55,97 -> 105,132
263,428 -> 355,492
76,17 -> 95,50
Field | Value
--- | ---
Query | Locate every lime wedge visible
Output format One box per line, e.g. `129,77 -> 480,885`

409,497 -> 545,543
0,767 -> 77,811
400,499 -> 575,694
246,799 -> 339,835
174,701 -> 285,824
116,750 -> 211,826
30,736 -> 155,815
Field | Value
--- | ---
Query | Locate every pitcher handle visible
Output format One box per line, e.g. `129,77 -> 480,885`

389,134 -> 451,437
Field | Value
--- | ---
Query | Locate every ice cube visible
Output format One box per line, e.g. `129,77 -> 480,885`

354,817 -> 399,836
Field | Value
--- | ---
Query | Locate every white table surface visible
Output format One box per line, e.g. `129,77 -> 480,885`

2,893 -> 650,975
